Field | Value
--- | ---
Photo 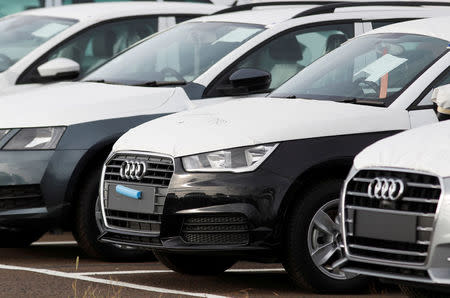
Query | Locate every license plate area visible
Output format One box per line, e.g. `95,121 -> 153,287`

107,183 -> 156,214
354,210 -> 417,243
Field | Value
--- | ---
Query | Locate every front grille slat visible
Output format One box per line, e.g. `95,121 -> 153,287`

345,205 -> 436,217
102,153 -> 174,235
348,244 -> 428,257
406,182 -> 440,189
344,169 -> 441,268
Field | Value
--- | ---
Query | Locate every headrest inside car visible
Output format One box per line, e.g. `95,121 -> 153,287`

325,34 -> 348,53
268,35 -> 304,62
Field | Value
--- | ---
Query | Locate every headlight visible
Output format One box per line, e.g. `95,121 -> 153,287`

0,129 -> 9,141
3,127 -> 66,150
182,143 -> 278,173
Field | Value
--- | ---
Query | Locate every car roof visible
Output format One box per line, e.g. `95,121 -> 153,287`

365,16 -> 450,41
191,6 -> 318,25
16,2 -> 223,22
191,3 -> 450,26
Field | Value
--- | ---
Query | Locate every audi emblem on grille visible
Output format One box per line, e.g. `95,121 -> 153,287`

119,160 -> 147,180
367,177 -> 405,200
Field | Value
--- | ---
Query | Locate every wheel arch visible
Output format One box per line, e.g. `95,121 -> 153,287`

61,133 -> 121,228
274,157 -> 354,247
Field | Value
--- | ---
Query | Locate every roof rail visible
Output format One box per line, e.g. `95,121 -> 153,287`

294,1 -> 450,18
212,1 -> 339,15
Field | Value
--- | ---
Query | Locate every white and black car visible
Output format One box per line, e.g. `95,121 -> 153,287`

0,2 -> 423,260
339,84 -> 450,297
99,17 -> 450,292
0,2 -> 222,95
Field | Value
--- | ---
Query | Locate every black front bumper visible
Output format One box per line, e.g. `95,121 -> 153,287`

100,158 -> 291,257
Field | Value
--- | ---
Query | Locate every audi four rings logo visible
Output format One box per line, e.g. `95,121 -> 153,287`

367,177 -> 405,200
119,160 -> 147,180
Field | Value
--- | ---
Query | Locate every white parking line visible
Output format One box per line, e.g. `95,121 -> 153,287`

0,264 -> 228,298
31,241 -> 78,246
77,268 -> 286,276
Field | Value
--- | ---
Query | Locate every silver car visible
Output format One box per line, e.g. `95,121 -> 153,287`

341,84 -> 450,296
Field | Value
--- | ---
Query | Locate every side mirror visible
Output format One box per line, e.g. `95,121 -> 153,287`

37,58 -> 80,81
226,68 -> 271,95
432,84 -> 450,121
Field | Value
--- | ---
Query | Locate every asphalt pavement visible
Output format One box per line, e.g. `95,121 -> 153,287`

0,233 -> 406,297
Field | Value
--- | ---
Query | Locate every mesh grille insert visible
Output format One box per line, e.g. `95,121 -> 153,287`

181,214 -> 249,245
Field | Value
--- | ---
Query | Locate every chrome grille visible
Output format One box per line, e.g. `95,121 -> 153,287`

344,169 -> 441,265
104,153 -> 174,187
102,152 -> 174,235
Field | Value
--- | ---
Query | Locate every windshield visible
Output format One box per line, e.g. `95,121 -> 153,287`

271,33 -> 449,105
83,22 -> 264,85
0,15 -> 76,73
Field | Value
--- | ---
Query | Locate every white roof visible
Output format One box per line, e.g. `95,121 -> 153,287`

192,2 -> 450,26
365,16 -> 450,41
189,6 -> 317,26
17,2 -> 223,22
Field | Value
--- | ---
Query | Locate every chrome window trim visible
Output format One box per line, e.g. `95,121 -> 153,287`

99,150 -> 175,235
341,166 -> 444,270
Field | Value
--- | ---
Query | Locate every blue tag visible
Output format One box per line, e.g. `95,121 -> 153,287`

116,185 -> 142,199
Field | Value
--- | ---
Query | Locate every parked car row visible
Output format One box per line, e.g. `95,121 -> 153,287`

1,1 -> 450,296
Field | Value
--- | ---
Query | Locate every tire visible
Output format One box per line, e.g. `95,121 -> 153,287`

72,164 -> 153,261
0,229 -> 46,247
400,285 -> 449,298
282,178 -> 369,293
154,250 -> 236,275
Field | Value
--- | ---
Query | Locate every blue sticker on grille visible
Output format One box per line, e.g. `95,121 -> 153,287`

116,185 -> 142,199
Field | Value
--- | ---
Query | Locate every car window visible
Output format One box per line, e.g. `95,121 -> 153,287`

417,70 -> 450,107
19,17 -> 158,83
207,23 -> 354,97
272,33 -> 449,106
0,15 -> 76,73
371,20 -> 412,30
83,22 -> 264,86
0,0 -> 45,17
175,15 -> 203,23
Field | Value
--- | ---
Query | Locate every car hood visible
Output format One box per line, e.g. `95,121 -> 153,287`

0,82 -> 191,128
354,120 -> 450,178
113,97 -> 411,158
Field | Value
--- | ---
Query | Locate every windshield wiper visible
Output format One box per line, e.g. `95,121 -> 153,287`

133,80 -> 187,87
341,98 -> 386,107
83,79 -> 123,85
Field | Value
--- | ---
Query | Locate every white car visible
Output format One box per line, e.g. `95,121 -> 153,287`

98,17 -> 450,291
339,84 -> 450,297
0,2 -> 222,95
0,2 -> 446,260
0,0 -> 232,17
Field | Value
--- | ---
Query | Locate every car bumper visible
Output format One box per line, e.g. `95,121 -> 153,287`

100,158 -> 291,258
0,149 -> 86,230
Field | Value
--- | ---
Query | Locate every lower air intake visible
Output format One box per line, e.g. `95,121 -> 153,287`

181,214 -> 249,245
